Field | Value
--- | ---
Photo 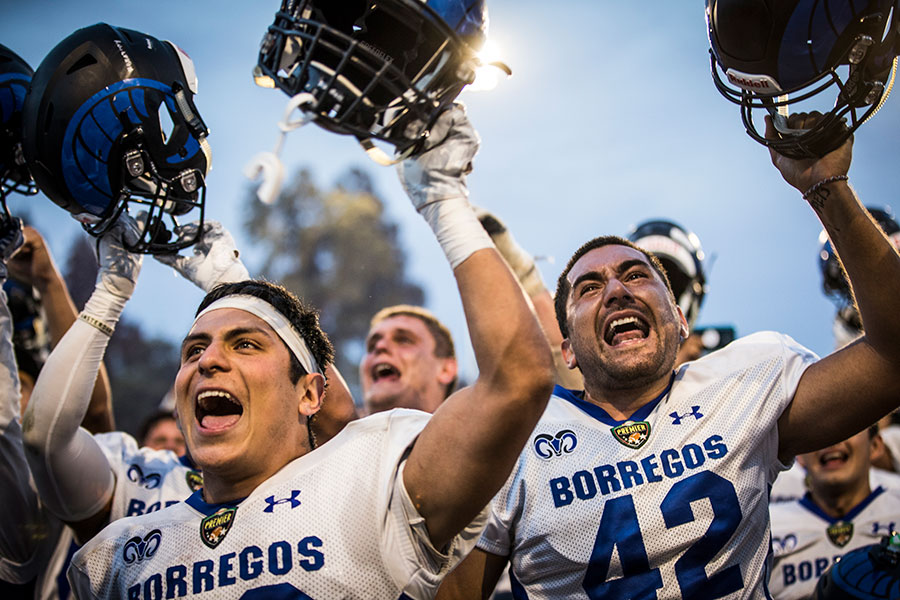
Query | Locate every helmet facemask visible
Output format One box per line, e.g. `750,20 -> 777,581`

255,0 -> 482,155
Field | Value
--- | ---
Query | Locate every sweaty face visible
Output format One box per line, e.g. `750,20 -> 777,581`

798,430 -> 874,492
175,308 -> 317,489
143,418 -> 186,456
562,245 -> 686,391
360,315 -> 455,414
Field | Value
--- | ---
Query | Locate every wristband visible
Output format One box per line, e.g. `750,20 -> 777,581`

802,175 -> 849,201
78,313 -> 114,337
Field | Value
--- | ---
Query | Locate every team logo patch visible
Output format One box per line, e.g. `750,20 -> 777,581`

123,529 -> 162,564
772,534 -> 797,557
611,421 -> 651,449
200,507 -> 236,549
127,464 -> 161,489
186,470 -> 203,492
826,521 -> 853,547
532,430 -> 578,460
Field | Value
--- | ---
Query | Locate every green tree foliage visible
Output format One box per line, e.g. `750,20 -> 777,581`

244,166 -> 425,400
63,234 -> 179,436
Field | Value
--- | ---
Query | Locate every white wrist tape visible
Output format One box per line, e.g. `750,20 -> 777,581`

417,198 -> 493,269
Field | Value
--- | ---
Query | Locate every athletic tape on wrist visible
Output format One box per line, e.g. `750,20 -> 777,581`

193,295 -> 321,375
418,198 -> 494,269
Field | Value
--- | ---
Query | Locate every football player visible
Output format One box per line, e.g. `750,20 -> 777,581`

770,426 -> 900,599
67,103 -> 553,598
435,111 -> 900,599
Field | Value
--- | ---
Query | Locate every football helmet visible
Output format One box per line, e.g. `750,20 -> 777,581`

627,219 -> 707,329
0,44 -> 37,211
254,0 -> 488,155
815,533 -> 900,599
22,23 -> 212,254
707,0 -> 900,159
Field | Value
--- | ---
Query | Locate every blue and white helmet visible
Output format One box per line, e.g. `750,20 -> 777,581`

23,23 -> 212,254
255,0 -> 488,154
0,43 -> 37,204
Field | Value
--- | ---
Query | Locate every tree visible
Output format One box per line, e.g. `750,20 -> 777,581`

244,166 -> 425,400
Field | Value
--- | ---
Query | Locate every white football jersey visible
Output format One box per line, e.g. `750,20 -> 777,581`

95,431 -> 202,521
769,486 -> 900,600
69,410 -> 486,600
479,332 -> 817,599
771,462 -> 900,504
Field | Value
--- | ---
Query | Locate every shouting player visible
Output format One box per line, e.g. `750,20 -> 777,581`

436,114 -> 900,598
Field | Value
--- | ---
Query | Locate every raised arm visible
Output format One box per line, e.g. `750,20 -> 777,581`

8,226 -> 113,433
0,218 -> 52,581
22,217 -> 142,541
399,106 -> 554,549
771,114 -> 900,460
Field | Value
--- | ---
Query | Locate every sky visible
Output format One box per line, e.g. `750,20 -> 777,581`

3,0 -> 900,385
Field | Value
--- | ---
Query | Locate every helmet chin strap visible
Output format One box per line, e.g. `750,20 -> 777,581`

357,137 -> 419,166
244,92 -> 316,205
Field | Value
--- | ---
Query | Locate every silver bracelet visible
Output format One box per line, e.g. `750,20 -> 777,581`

802,175 -> 849,201
78,313 -> 114,337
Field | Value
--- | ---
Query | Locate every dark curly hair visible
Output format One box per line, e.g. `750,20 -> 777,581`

196,280 -> 334,385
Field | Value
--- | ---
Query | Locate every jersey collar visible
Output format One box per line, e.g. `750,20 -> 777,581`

553,371 -> 676,427
798,485 -> 886,523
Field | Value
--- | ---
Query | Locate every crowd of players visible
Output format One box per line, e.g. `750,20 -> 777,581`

2,0 -> 900,598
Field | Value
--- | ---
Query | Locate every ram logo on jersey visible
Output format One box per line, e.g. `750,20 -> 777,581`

826,521 -> 853,547
264,490 -> 301,512
533,430 -> 577,459
127,464 -> 162,489
772,534 -> 798,556
611,421 -> 650,449
125,537 -> 324,599
873,521 -> 896,535
670,405 -> 704,425
123,530 -> 162,564
201,507 -> 236,549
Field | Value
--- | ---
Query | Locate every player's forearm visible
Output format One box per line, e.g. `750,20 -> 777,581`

814,182 -> 900,359
21,318 -> 115,522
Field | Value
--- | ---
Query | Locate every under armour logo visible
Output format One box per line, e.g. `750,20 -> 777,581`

873,522 -> 897,535
533,430 -> 578,460
263,490 -> 302,513
127,464 -> 161,489
772,534 -> 797,556
670,406 -> 703,425
123,529 -> 162,564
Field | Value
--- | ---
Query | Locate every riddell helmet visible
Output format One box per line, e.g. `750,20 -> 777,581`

627,220 -> 707,329
23,24 -> 212,254
254,0 -> 488,155
815,533 -> 900,599
0,44 -> 37,205
707,0 -> 900,159
819,205 -> 900,306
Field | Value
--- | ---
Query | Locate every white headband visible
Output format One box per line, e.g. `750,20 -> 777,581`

193,294 -> 321,375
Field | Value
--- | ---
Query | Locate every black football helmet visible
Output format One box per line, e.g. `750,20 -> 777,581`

627,219 -> 708,329
255,0 -> 488,155
22,24 -> 212,254
815,533 -> 900,599
0,44 -> 38,214
707,0 -> 900,159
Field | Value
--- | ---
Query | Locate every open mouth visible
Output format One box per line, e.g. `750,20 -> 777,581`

604,315 -> 650,346
196,390 -> 243,431
371,362 -> 400,383
819,450 -> 849,469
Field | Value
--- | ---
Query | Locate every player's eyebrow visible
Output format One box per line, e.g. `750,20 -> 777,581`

570,258 -> 649,291
180,326 -> 274,354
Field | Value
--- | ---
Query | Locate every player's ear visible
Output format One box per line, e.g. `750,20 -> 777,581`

560,339 -> 578,370
676,306 -> 689,341
437,357 -> 457,387
297,373 -> 325,417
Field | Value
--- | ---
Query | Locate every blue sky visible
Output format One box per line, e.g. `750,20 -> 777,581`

4,1 -> 899,382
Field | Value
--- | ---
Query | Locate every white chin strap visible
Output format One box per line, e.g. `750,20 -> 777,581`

243,92 -> 317,205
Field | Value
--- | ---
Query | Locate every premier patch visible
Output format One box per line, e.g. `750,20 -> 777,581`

826,521 -> 853,547
186,470 -> 203,492
611,421 -> 650,449
200,507 -> 236,549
